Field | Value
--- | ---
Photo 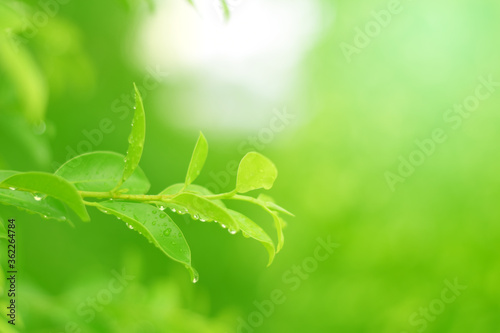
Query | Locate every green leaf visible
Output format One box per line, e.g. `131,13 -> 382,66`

0,218 -> 6,240
118,83 -> 146,188
185,132 -> 208,188
161,183 -> 225,207
55,151 -> 150,194
0,171 -> 68,222
96,201 -> 198,282
228,210 -> 275,266
0,33 -> 47,124
236,152 -> 278,193
257,194 -> 294,216
167,193 -> 238,232
0,172 -> 89,221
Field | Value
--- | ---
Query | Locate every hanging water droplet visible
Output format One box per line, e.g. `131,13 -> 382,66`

159,206 -> 165,211
220,224 -> 227,229
200,219 -> 206,222
193,214 -> 199,220
179,210 -> 186,215
171,208 -> 177,213
103,210 -> 108,213
128,224 -> 134,230
33,194 -> 42,201
190,268 -> 200,284
8,187 -> 16,191
163,228 -> 171,236
43,215 -> 48,219
228,229 -> 237,235
117,217 -> 121,220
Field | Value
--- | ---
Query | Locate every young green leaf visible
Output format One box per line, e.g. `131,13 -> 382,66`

117,83 -> 146,189
184,132 -> 208,188
161,183 -> 225,207
228,210 -> 275,266
56,151 -> 150,194
0,172 -> 89,221
96,201 -> 198,282
236,152 -> 278,193
257,193 -> 295,216
167,193 -> 238,231
0,218 -> 7,240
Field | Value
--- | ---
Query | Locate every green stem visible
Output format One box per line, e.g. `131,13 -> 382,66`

78,191 -> 175,202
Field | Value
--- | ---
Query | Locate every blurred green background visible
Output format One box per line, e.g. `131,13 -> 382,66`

1,0 -> 500,332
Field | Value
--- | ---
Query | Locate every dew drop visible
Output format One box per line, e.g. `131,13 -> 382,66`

160,213 -> 166,218
43,215 -> 48,219
228,229 -> 237,235
163,228 -> 171,236
193,214 -> 199,220
152,221 -> 157,226
152,210 -> 158,214
159,206 -> 165,211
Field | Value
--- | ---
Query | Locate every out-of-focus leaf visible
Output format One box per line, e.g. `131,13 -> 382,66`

236,152 -> 278,193
0,172 -> 89,221
56,151 -> 150,194
221,0 -> 230,20
0,217 -> 6,240
96,201 -> 198,282
0,33 -> 47,123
